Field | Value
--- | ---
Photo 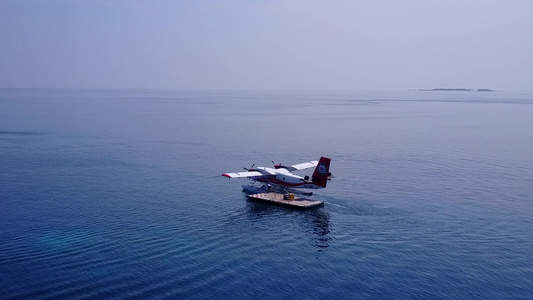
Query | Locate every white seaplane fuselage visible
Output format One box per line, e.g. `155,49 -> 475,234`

248,167 -> 321,188
241,167 -> 319,195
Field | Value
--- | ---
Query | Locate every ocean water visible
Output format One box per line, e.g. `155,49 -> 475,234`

1,88 -> 532,299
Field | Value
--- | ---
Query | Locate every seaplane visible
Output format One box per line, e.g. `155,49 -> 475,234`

222,156 -> 332,196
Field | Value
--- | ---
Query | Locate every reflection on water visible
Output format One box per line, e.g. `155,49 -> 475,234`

244,199 -> 333,251
305,208 -> 332,251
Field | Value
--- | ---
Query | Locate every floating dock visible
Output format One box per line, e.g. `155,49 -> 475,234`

247,192 -> 323,208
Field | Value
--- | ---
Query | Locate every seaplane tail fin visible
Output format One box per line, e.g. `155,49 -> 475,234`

311,157 -> 331,188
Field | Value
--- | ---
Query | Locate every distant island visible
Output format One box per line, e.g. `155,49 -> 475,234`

409,88 -> 495,92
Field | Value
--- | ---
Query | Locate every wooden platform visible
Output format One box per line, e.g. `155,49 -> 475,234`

247,192 -> 323,208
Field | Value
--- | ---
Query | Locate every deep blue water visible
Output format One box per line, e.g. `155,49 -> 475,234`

1,88 -> 532,299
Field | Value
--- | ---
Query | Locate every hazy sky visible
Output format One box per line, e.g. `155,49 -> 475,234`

1,0 -> 532,91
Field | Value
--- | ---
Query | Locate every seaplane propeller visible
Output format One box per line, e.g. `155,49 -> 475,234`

244,164 -> 255,171
272,161 -> 285,169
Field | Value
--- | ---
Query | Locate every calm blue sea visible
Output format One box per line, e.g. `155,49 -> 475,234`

1,88 -> 532,299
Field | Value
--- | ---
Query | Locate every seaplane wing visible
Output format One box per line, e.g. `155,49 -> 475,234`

289,160 -> 319,171
222,167 -> 277,179
222,171 -> 262,179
